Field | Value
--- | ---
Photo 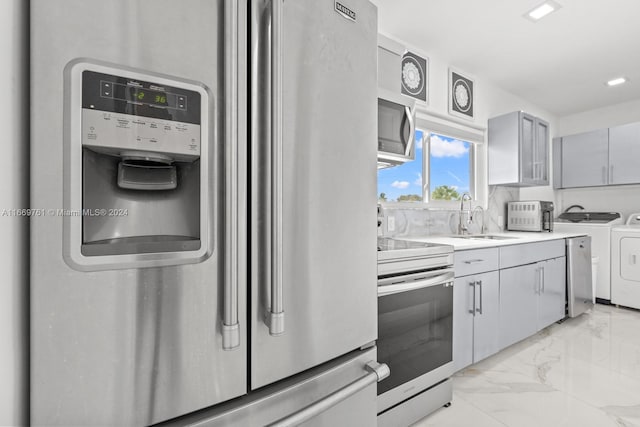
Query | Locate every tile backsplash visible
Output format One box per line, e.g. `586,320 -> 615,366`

379,186 -> 520,237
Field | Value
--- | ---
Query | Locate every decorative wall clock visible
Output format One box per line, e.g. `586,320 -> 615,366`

401,51 -> 428,103
449,68 -> 474,120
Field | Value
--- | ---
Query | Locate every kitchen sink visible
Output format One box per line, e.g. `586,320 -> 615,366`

451,234 -> 519,240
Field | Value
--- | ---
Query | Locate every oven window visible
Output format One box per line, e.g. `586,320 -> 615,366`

377,283 -> 453,395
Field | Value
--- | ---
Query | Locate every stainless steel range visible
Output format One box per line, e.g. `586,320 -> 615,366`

376,238 -> 455,426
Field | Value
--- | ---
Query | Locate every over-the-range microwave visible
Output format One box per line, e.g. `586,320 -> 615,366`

378,89 -> 416,169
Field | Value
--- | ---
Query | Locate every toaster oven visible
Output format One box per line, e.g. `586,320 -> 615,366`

507,201 -> 554,232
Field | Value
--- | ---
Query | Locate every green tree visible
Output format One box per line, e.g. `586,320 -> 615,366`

431,185 -> 460,201
397,194 -> 423,202
379,192 -> 387,202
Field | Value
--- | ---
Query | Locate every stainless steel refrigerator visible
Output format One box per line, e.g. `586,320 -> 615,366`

30,0 -> 383,425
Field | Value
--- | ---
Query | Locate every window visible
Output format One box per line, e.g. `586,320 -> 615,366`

378,129 -> 474,203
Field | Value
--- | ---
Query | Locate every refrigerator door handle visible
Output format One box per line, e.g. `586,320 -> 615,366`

266,361 -> 390,427
265,0 -> 285,336
222,0 -> 240,351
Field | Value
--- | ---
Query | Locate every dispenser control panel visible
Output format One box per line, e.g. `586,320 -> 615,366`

81,70 -> 202,161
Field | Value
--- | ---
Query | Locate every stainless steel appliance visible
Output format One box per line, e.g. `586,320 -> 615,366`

30,1 -> 387,425
376,34 -> 417,170
566,236 -> 594,317
555,211 -> 623,301
377,91 -> 416,169
507,200 -> 554,232
376,238 -> 455,427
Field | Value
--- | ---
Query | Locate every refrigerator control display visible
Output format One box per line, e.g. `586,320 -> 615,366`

83,70 -> 200,124
102,83 -> 186,110
80,69 -> 203,160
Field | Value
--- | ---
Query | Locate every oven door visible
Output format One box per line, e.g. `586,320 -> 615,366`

377,268 -> 454,413
377,91 -> 415,167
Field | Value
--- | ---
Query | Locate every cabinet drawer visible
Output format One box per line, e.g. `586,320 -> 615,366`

454,248 -> 499,277
499,240 -> 565,269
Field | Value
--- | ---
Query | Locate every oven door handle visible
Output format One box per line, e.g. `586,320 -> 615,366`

378,270 -> 454,297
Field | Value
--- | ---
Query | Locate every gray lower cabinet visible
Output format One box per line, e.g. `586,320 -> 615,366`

499,240 -> 566,349
537,257 -> 567,329
453,248 -> 500,372
498,263 -> 538,349
454,240 -> 567,371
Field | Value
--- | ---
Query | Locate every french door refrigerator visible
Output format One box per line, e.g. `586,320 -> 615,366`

30,0 -> 384,425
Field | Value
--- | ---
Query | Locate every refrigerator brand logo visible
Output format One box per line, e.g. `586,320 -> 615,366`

335,1 -> 356,22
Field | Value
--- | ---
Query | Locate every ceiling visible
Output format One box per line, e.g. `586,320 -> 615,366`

370,0 -> 640,117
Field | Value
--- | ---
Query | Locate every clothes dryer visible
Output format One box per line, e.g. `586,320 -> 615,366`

611,213 -> 640,309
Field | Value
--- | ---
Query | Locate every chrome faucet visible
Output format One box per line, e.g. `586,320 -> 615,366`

458,192 -> 473,234
472,205 -> 485,234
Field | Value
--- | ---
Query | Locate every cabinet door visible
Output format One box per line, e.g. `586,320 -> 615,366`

609,122 -> 640,185
453,277 -> 476,372
519,113 -> 536,184
537,257 -> 566,330
499,264 -> 538,349
534,119 -> 549,184
472,271 -> 501,363
561,129 -> 609,188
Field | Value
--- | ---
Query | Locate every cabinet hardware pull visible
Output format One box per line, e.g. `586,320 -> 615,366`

469,281 -> 476,315
476,280 -> 483,315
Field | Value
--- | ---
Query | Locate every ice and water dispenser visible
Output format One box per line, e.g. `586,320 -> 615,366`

64,61 -> 212,270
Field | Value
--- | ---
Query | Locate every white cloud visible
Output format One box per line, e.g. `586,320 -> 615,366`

414,173 -> 422,186
430,135 -> 469,158
391,180 -> 410,189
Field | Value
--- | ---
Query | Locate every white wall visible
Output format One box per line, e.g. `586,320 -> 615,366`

552,99 -> 640,219
0,1 -> 29,425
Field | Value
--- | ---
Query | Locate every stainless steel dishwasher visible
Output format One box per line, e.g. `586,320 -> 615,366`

566,236 -> 594,317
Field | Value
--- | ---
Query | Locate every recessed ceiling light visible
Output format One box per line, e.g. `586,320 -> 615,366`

606,77 -> 628,87
525,1 -> 562,22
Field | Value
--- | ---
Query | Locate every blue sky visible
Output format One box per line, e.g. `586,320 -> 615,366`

378,131 -> 470,201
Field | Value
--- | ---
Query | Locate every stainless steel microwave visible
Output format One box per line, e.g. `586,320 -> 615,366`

378,90 -> 416,169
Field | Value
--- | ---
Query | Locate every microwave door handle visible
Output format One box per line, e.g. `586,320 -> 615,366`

222,0 -> 240,350
405,106 -> 415,156
265,0 -> 285,336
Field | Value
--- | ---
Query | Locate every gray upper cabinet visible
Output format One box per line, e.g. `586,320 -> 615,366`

555,121 -> 640,188
560,129 -> 609,188
609,122 -> 640,185
488,111 -> 549,186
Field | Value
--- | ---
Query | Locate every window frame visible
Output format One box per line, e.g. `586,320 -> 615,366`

378,129 -> 477,208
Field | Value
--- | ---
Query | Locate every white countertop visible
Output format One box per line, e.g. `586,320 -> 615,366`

401,231 -> 588,251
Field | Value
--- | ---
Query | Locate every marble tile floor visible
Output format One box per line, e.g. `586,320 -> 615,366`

413,304 -> 640,427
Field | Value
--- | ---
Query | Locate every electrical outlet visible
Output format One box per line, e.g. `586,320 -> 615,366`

498,215 -> 504,229
387,216 -> 395,232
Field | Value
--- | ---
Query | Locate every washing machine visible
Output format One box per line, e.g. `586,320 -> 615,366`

555,211 -> 623,301
611,213 -> 640,310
